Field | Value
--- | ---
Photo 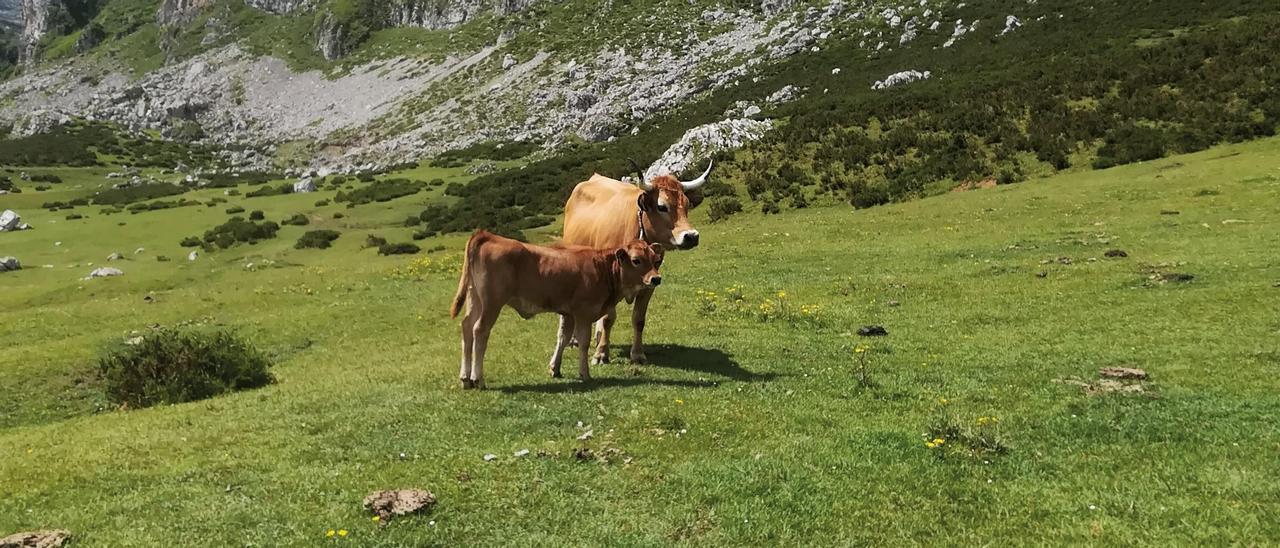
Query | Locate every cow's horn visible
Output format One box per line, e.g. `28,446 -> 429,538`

680,159 -> 713,191
627,158 -> 654,190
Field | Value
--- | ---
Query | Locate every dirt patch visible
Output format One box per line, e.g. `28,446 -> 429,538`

1100,367 -> 1147,380
363,490 -> 437,521
0,530 -> 71,548
1056,368 -> 1153,396
951,178 -> 998,192
1104,249 -> 1128,258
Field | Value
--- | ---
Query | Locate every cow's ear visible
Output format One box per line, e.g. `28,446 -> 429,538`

636,192 -> 650,212
686,189 -> 705,209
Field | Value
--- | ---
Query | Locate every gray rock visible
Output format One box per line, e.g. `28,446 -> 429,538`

188,250 -> 199,261
107,252 -> 124,261
0,256 -> 20,272
86,267 -> 123,279
292,178 -> 317,193
502,53 -> 518,70
872,70 -> 932,90
646,118 -> 772,180
1000,15 -> 1022,36
0,209 -> 21,231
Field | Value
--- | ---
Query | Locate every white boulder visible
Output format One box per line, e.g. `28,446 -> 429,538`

645,118 -> 773,181
292,178 -> 317,193
0,256 -> 20,272
873,70 -> 933,90
86,267 -> 123,279
0,210 -> 20,231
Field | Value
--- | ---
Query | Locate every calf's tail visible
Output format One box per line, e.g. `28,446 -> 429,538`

450,231 -> 484,318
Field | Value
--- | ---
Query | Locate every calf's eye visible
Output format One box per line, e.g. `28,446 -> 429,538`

632,258 -> 642,266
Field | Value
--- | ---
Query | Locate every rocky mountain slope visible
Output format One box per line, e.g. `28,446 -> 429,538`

0,0 -> 1008,171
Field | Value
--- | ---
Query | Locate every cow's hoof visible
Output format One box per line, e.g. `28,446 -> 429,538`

460,379 -> 475,389
549,368 -> 562,378
592,352 -> 609,365
473,379 -> 486,389
629,352 -> 647,365
579,374 -> 593,383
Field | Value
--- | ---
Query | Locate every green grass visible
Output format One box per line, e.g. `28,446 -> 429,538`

1,137 -> 1279,544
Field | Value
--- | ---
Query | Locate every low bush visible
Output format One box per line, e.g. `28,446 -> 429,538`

246,184 -> 292,198
202,218 -> 280,249
65,213 -> 84,220
707,196 -> 743,223
180,236 -> 202,247
282,213 -> 310,226
378,242 -> 420,255
365,235 -> 387,248
93,183 -> 187,205
334,179 -> 423,205
226,206 -> 245,214
295,230 -> 341,249
97,328 -> 274,409
249,210 -> 265,220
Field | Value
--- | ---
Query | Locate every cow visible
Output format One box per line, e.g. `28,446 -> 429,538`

450,230 -> 665,388
560,160 -> 711,365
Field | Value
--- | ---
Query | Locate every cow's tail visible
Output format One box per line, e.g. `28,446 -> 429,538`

450,230 -> 484,318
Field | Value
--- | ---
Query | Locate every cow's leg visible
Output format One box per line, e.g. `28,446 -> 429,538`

592,306 -> 617,365
459,301 -> 477,389
470,306 -> 500,389
574,317 -> 594,382
549,315 -> 574,378
629,288 -> 655,364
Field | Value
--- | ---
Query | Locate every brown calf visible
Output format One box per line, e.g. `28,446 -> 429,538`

450,230 -> 664,388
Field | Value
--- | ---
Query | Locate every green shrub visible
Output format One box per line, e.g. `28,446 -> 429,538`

707,196 -> 743,223
295,229 -> 341,249
30,174 -> 64,183
403,215 -> 421,227
97,328 -> 274,409
226,206 -> 245,214
249,210 -> 265,220
93,183 -> 187,205
333,212 -> 345,219
365,234 -> 387,248
282,213 -> 310,226
180,236 -> 202,247
411,230 -> 432,240
66,213 -> 84,220
334,179 -> 423,205
314,199 -> 330,207
761,199 -> 780,215
429,178 -> 445,187
202,218 -> 280,249
246,184 -> 292,198
378,242 -> 420,255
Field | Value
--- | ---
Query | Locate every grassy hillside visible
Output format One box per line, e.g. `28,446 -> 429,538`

1,137 -> 1278,544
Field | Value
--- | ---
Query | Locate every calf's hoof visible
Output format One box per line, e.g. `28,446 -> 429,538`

549,368 -> 562,378
629,352 -> 647,365
460,379 -> 475,389
591,351 -> 609,365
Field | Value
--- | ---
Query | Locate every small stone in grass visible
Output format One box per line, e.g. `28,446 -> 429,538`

886,300 -> 900,307
1036,271 -> 1048,278
483,453 -> 497,462
513,449 -> 530,457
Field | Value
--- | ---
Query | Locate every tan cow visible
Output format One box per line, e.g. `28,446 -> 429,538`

561,160 -> 711,365
450,230 -> 665,388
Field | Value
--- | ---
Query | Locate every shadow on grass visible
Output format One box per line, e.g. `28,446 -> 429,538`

500,344 -> 774,394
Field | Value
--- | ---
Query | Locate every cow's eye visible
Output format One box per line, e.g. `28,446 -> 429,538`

656,203 -> 669,213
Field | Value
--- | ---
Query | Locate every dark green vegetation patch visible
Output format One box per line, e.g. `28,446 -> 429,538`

295,229 -> 341,249
97,328 -> 273,409
334,178 -> 424,206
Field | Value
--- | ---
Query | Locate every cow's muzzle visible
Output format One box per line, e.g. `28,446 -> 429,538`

674,230 -> 699,250
647,276 -> 663,287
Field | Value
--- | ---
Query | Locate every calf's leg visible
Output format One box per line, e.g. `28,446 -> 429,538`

549,315 -> 574,378
592,306 -> 617,365
459,302 -> 478,389
574,317 -> 594,381
469,306 -> 501,389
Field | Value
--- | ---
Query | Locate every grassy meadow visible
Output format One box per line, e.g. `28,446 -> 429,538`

1,137 -> 1279,545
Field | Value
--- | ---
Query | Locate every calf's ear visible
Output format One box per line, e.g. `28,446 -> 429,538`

615,248 -> 629,262
649,243 -> 665,258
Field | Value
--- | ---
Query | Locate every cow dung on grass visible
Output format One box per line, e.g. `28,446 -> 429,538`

363,489 -> 436,522
0,529 -> 71,547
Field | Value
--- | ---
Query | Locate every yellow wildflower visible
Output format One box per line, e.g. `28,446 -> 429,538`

925,442 -> 936,448
777,291 -> 787,299
371,516 -> 380,522
938,397 -> 949,405
326,530 -> 336,538
675,399 -> 684,405
933,438 -> 945,445
338,529 -> 348,537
